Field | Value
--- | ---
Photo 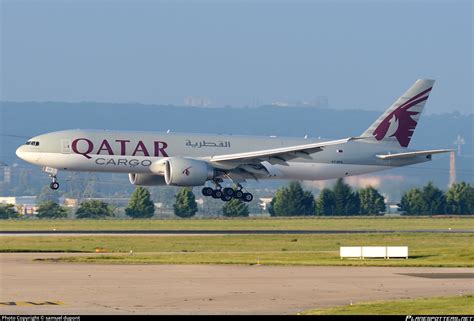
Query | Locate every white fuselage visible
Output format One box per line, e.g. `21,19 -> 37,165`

16,129 -> 427,182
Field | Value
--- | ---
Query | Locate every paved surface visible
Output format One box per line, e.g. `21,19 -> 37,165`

0,253 -> 473,315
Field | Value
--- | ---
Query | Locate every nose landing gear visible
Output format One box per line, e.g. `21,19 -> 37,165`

43,167 -> 60,190
50,176 -> 60,190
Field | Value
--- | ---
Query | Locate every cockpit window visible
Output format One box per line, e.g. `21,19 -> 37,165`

25,141 -> 39,146
25,141 -> 31,145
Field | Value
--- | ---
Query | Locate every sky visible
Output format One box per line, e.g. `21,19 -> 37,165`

1,0 -> 472,114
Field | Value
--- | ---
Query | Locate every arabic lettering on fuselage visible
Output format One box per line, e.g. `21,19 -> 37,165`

185,140 -> 231,148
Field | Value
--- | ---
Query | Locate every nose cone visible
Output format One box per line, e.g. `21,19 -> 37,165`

16,145 -> 40,164
16,145 -> 26,160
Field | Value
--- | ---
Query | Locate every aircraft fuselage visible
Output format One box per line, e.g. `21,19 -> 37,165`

16,129 -> 429,181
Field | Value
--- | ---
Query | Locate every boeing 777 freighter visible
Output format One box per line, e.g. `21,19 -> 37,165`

16,79 -> 450,202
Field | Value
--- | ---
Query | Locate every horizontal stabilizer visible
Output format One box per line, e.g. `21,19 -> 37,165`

376,149 -> 452,160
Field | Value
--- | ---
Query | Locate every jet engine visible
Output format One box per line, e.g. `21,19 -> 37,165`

163,157 -> 215,186
128,173 -> 167,186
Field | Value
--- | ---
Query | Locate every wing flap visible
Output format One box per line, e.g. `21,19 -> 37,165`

210,137 -> 360,163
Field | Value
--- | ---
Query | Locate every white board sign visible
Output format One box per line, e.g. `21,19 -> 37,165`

386,246 -> 408,258
340,246 -> 409,259
362,246 -> 386,258
340,247 -> 362,258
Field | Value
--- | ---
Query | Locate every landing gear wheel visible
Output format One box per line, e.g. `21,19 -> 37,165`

222,187 -> 234,197
233,190 -> 244,199
242,193 -> 253,202
221,194 -> 232,202
50,182 -> 60,190
202,187 -> 213,197
212,189 -> 223,199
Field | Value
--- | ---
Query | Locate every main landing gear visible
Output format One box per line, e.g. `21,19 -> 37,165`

202,183 -> 253,202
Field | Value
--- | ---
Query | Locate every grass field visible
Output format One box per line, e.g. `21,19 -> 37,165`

300,294 -> 474,315
2,218 -> 472,266
1,217 -> 473,231
2,233 -> 472,267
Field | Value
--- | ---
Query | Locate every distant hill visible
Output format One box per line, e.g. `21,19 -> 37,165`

1,101 -> 472,199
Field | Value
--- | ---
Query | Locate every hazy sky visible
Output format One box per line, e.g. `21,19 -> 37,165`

1,0 -> 472,113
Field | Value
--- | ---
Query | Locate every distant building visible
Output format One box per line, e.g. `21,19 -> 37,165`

271,101 -> 289,107
270,96 -> 329,108
384,202 -> 404,216
258,197 -> 273,212
63,198 -> 79,208
0,196 -> 38,215
297,96 -> 329,108
82,197 -> 130,207
184,97 -> 212,107
195,197 -> 204,206
2,167 -> 11,184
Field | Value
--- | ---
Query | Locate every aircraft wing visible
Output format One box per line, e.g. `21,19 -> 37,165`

209,136 -> 360,166
376,149 -> 452,160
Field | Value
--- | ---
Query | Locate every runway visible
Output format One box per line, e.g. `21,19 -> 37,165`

1,253 -> 473,315
1,229 -> 473,236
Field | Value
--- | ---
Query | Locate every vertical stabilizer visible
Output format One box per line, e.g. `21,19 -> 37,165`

361,79 -> 435,147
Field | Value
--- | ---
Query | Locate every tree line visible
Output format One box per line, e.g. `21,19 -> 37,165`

269,180 -> 473,216
400,182 -> 473,215
0,186 -> 249,219
0,180 -> 472,219
269,179 -> 385,216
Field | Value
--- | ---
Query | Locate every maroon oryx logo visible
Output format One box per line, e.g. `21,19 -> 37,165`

373,87 -> 432,147
182,166 -> 191,176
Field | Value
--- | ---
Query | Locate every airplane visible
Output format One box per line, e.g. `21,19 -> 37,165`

16,79 -> 451,202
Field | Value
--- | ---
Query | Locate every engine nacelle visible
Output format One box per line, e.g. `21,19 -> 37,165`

128,173 -> 167,186
163,157 -> 214,186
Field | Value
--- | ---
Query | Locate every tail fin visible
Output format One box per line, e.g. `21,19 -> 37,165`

361,79 -> 435,147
